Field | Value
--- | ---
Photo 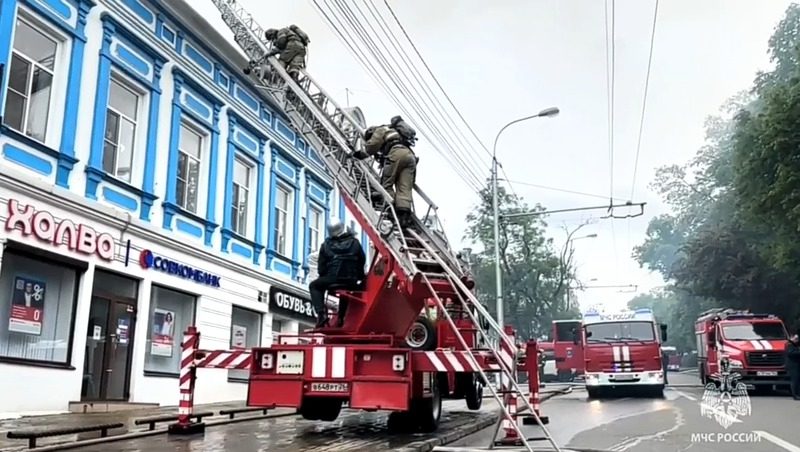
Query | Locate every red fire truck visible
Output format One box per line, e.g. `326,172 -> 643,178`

551,319 -> 584,381
581,308 -> 667,398
188,2 -> 553,443
695,308 -> 790,390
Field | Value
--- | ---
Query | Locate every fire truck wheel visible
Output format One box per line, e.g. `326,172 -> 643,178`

464,373 -> 484,410
410,383 -> 442,432
586,387 -> 601,399
387,411 -> 412,433
406,316 -> 437,351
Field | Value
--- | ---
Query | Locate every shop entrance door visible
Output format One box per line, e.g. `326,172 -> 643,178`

81,297 -> 136,401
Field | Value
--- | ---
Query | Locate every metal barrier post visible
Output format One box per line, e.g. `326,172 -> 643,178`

169,326 -> 206,435
523,340 -> 549,425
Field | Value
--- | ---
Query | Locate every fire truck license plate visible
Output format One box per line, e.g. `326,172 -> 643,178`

613,375 -> 635,381
756,371 -> 778,376
311,382 -> 349,392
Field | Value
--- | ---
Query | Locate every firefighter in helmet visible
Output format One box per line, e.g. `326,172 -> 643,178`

264,25 -> 310,80
355,116 -> 418,229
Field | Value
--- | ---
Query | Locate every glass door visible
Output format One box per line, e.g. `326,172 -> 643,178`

81,297 -> 136,401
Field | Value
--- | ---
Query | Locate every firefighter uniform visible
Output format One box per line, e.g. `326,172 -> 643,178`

786,334 -> 800,400
359,123 -> 417,228
264,26 -> 309,79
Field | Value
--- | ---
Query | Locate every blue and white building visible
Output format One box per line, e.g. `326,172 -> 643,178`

0,0 -> 370,414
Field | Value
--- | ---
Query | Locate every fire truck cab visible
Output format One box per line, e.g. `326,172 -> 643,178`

581,308 -> 667,398
695,308 -> 790,390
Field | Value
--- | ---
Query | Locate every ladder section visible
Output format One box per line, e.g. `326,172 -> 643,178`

408,230 -> 562,452
211,0 -> 464,282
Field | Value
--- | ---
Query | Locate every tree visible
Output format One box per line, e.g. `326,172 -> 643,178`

464,183 -> 580,339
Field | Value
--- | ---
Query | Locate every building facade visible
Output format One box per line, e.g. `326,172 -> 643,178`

0,0 -> 370,413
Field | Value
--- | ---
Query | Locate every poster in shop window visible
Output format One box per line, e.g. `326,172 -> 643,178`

150,308 -> 175,357
232,324 -> 247,350
9,276 -> 46,335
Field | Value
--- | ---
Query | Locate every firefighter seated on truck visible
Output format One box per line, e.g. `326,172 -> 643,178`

308,219 -> 366,328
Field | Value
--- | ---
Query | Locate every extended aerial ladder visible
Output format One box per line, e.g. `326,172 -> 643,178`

206,1 -> 562,450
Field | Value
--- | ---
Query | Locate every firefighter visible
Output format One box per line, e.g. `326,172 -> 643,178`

355,116 -> 418,229
662,348 -> 669,384
264,25 -> 310,80
308,220 -> 366,328
786,332 -> 800,400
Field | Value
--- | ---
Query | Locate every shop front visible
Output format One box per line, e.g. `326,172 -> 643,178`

268,285 -> 317,341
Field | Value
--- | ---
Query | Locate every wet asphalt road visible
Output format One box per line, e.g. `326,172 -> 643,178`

71,400 -> 492,452
451,370 -> 800,451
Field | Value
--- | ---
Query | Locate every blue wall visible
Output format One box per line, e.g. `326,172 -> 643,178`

0,0 -> 350,280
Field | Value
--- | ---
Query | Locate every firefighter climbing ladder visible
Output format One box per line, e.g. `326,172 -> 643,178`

208,1 -> 562,450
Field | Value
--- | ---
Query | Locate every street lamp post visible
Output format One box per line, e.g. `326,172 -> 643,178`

491,107 -> 560,329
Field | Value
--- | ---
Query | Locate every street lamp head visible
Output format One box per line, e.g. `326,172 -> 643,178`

537,107 -> 560,118
586,233 -> 598,238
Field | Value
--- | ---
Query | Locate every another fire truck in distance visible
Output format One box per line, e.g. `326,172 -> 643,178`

695,308 -> 790,391
581,308 -> 667,398
661,346 -> 680,371
551,319 -> 584,381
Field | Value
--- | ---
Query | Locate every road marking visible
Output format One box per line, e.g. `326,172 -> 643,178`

752,431 -> 800,452
671,389 -> 697,401
609,408 -> 685,451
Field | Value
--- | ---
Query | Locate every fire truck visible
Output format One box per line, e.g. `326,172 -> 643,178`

695,308 -> 790,390
177,2 -> 561,450
551,319 -> 584,381
581,308 -> 667,398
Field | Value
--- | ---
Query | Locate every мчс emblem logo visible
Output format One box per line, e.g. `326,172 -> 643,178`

699,357 -> 752,429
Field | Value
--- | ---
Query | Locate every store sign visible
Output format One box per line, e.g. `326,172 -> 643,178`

139,249 -> 221,287
4,199 -> 115,261
269,287 -> 315,321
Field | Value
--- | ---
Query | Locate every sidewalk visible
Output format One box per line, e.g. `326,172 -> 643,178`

0,401 -> 294,451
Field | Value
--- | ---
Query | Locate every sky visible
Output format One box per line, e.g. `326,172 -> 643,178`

192,0 -> 793,312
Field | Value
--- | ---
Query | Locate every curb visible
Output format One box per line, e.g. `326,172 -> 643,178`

398,388 -> 570,452
397,413 -> 500,452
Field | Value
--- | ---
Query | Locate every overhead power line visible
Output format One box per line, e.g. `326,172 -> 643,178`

310,0 -> 486,193
382,0 -> 493,160
501,179 -> 626,202
629,0 -> 660,200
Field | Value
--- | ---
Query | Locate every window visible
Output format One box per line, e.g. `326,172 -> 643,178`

274,185 -> 290,255
308,207 -> 323,254
143,286 -> 195,375
103,76 -> 140,182
721,323 -> 787,341
3,17 -> 59,142
176,123 -> 203,214
229,306 -> 262,381
585,321 -> 656,342
0,250 -> 78,364
231,158 -> 251,235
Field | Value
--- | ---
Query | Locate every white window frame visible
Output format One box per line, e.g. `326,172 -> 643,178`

175,118 -> 208,215
308,205 -> 323,255
2,9 -> 70,148
274,183 -> 293,256
231,155 -> 254,236
103,72 -> 147,184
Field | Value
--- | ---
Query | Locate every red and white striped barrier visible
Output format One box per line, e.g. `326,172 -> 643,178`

168,327 -> 258,435
194,350 -> 252,369
168,326 -> 205,434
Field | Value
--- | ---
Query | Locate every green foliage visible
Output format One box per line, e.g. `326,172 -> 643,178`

632,3 -> 800,343
464,184 -> 579,340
